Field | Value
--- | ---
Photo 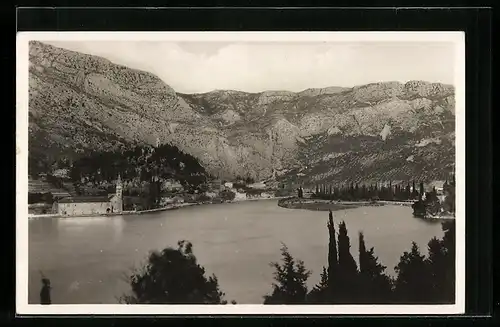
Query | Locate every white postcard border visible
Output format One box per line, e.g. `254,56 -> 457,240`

16,31 -> 466,315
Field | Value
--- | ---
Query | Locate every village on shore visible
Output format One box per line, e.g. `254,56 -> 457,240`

28,166 -> 455,220
28,170 -> 296,218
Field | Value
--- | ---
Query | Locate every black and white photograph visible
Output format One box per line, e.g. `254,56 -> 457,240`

16,32 -> 465,315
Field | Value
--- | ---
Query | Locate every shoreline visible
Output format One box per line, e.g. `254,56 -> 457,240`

277,198 -> 456,219
28,196 -> 288,219
277,198 -> 384,212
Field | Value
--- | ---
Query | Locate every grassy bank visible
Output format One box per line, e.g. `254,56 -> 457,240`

277,198 -> 386,212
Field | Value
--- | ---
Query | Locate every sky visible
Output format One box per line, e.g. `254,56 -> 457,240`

45,41 -> 455,94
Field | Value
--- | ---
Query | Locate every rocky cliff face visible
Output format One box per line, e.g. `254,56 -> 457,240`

28,41 -> 455,184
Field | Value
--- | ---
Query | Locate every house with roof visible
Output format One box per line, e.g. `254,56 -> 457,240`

52,175 -> 123,216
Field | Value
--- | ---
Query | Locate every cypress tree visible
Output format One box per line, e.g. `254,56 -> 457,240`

419,182 -> 425,199
336,221 -> 359,302
411,180 -> 419,199
337,223 -> 357,274
327,210 -> 338,296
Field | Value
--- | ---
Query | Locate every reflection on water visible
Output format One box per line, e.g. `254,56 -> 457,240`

28,200 -> 445,304
56,217 -> 125,244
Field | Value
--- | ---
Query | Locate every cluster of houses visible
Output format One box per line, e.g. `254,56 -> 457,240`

28,175 -> 124,216
28,171 -> 295,217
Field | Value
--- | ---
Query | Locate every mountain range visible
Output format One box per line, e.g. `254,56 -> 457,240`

28,41 -> 456,186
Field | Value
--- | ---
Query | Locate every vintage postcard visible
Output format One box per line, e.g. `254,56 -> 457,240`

16,31 -> 465,315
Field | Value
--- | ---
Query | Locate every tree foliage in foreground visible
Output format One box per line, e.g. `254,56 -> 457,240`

119,240 -> 231,304
263,244 -> 311,304
264,212 -> 455,305
118,216 -> 455,305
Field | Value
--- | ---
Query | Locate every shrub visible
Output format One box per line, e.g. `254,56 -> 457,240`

119,240 -> 229,304
219,190 -> 236,202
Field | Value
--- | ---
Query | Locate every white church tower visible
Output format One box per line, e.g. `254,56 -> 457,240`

114,174 -> 123,213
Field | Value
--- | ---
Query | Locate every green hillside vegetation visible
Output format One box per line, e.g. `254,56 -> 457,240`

69,143 -> 208,193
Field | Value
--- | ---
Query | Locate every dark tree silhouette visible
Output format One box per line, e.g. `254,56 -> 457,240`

307,266 -> 329,304
40,277 -> 51,305
307,211 -> 339,304
264,244 -> 311,304
411,180 -> 420,199
120,240 -> 228,304
220,189 -> 236,202
279,211 -> 455,305
393,242 -> 433,303
419,182 -> 425,200
426,221 -> 455,303
336,221 -> 360,302
327,210 -> 338,286
424,189 -> 441,216
358,232 -> 393,303
443,177 -> 456,214
337,222 -> 358,273
297,186 -> 304,198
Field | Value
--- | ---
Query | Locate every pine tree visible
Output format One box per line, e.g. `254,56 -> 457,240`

317,267 -> 329,290
264,244 -> 311,304
307,267 -> 329,303
358,232 -> 393,303
425,221 -> 455,303
412,180 -> 418,199
443,178 -> 455,214
394,242 -> 433,303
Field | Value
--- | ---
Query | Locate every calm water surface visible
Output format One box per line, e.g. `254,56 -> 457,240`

28,200 -> 444,304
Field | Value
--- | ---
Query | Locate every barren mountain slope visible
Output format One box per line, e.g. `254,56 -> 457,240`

28,41 -> 455,184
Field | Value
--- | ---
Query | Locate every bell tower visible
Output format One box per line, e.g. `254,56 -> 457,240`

115,174 -> 123,212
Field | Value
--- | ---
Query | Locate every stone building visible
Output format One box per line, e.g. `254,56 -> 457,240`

53,175 -> 123,216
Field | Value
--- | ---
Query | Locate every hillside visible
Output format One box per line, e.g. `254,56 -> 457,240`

28,41 -> 456,185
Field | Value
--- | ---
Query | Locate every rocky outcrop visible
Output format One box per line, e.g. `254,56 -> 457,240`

28,41 -> 456,184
